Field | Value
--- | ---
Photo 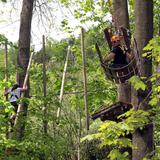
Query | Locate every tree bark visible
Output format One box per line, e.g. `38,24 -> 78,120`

14,0 -> 34,140
112,0 -> 129,29
132,1 -> 153,159
112,0 -> 132,159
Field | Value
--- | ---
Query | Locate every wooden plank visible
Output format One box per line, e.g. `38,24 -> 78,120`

95,43 -> 113,81
81,28 -> 89,131
56,46 -> 70,123
104,28 -> 112,50
42,35 -> 47,133
95,43 -> 104,64
92,102 -> 132,121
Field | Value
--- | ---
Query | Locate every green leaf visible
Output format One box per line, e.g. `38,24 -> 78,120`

129,76 -> 146,91
149,97 -> 159,106
108,149 -> 129,160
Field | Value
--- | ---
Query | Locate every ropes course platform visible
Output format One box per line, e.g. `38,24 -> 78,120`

95,27 -> 141,84
92,101 -> 132,122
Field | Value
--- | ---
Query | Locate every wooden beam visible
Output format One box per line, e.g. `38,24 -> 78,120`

81,27 -> 89,131
56,46 -> 70,122
42,35 -> 47,133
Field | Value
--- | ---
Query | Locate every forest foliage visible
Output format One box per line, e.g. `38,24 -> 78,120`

0,0 -> 160,160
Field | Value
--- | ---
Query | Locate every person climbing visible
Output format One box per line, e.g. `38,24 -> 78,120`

103,35 -> 133,68
4,83 -> 28,126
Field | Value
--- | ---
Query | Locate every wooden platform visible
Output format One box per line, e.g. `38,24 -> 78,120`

92,102 -> 132,122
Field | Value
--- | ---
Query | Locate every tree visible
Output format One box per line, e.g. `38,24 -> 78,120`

13,0 -> 34,140
132,1 -> 154,159
112,0 -> 131,108
112,0 -> 129,29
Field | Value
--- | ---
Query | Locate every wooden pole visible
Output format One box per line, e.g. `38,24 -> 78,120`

4,41 -> 9,139
42,35 -> 47,133
77,104 -> 82,160
81,27 -> 89,131
14,51 -> 34,125
4,41 -> 8,100
56,46 -> 70,122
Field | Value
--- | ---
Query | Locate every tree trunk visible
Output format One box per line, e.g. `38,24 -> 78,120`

132,1 -> 153,159
112,0 -> 131,104
14,0 -> 34,140
112,0 -> 129,29
112,0 -> 132,158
